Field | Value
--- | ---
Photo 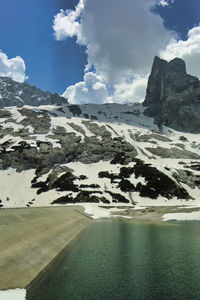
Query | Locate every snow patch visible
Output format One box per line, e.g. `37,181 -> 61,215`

82,203 -> 132,219
163,211 -> 200,221
0,289 -> 26,300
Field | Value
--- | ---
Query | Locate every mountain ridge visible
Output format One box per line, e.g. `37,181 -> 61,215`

0,58 -> 200,217
0,76 -> 67,107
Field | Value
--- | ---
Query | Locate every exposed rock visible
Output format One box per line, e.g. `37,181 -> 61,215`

173,169 -> 200,189
46,165 -> 74,186
174,143 -> 185,149
0,109 -> 12,118
1,101 -> 200,206
32,171 -> 79,194
0,76 -> 67,107
179,136 -> 188,142
183,162 -> 200,171
0,108 -> 138,176
82,121 -> 112,138
118,179 -> 135,192
98,158 -> 190,200
51,126 -> 66,135
74,191 -> 101,203
119,166 -> 134,178
0,137 -> 68,174
105,191 -> 130,203
91,115 -> 98,120
80,184 -> 100,189
98,171 -> 119,182
135,133 -> 172,142
51,191 -> 109,204
146,146 -> 200,159
68,105 -> 82,116
133,159 -> 190,199
78,127 -> 137,164
143,56 -> 200,132
68,123 -> 85,135
19,108 -> 51,134
83,113 -> 89,119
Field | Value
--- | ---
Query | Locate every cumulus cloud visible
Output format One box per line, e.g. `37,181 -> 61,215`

55,1 -> 200,103
0,50 -> 27,83
53,0 -> 84,42
54,0 -> 176,104
62,72 -> 110,104
160,25 -> 200,78
112,76 -> 148,104
63,71 -> 148,104
72,0 -> 173,82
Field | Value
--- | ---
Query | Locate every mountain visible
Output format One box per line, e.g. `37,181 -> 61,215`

0,76 -> 67,107
0,102 -> 200,212
143,56 -> 200,133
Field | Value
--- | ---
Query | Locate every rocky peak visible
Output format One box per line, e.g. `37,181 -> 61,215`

168,57 -> 186,74
143,56 -> 200,132
0,76 -> 68,107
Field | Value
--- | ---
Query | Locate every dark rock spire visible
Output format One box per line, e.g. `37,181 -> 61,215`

143,56 -> 200,132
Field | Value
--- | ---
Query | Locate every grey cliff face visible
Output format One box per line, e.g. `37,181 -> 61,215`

143,56 -> 200,132
0,76 -> 67,107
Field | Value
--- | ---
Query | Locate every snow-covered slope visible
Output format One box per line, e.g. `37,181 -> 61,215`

0,103 -> 200,214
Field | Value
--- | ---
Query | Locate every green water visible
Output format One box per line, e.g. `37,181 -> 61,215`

27,220 -> 200,300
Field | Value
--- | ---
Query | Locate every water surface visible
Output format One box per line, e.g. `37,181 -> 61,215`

27,220 -> 200,300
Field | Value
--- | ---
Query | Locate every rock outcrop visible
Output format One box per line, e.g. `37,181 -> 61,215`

0,106 -> 138,175
0,76 -> 67,107
143,56 -> 200,132
0,102 -> 200,208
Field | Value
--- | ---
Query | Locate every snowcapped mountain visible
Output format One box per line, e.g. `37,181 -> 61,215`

0,57 -> 200,217
0,102 -> 200,211
0,76 -> 67,107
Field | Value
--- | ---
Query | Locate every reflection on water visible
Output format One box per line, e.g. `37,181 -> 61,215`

27,220 -> 200,300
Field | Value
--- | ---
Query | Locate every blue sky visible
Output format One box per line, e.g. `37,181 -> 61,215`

0,0 -> 87,93
0,0 -> 200,103
153,0 -> 200,40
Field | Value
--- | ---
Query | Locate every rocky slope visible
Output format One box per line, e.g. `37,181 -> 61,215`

0,103 -> 200,210
0,76 -> 67,107
143,56 -> 200,132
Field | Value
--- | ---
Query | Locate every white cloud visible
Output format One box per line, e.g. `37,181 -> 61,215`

0,50 -> 27,83
79,0 -> 174,82
113,75 -> 148,104
160,25 -> 200,78
53,0 -> 84,42
55,1 -> 200,103
158,0 -> 174,7
62,72 -> 110,104
159,0 -> 169,6
54,0 -> 176,104
63,72 -> 148,104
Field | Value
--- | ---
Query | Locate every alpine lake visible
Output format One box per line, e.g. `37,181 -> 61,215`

27,219 -> 200,300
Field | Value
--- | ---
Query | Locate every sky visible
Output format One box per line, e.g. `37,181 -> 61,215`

0,0 -> 200,104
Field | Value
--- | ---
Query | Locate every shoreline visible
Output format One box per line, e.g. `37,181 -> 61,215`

1,203 -> 200,298
111,205 -> 200,224
26,221 -> 91,298
0,206 -> 92,293
79,202 -> 200,224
